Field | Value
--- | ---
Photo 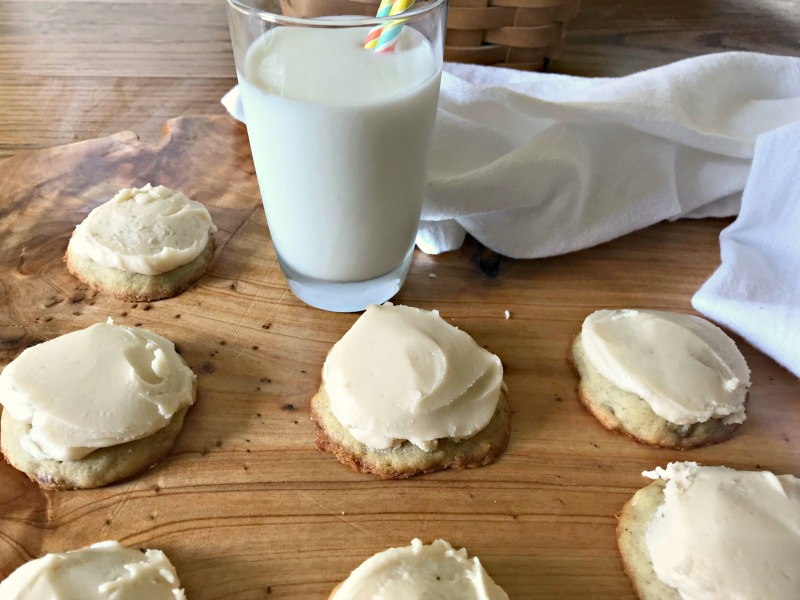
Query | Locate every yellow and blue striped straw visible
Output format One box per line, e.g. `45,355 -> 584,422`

363,0 -> 416,53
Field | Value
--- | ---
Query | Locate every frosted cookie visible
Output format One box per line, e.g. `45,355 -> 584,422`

0,320 -> 196,489
328,539 -> 509,600
569,309 -> 750,448
65,184 -> 217,301
311,303 -> 511,479
0,541 -> 186,599
617,462 -> 800,600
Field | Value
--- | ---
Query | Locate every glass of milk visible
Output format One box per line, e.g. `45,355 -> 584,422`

226,0 -> 447,312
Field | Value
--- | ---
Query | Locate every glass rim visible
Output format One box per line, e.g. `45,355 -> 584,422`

225,0 -> 447,27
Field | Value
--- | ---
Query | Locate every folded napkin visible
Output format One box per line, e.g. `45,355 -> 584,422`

223,51 -> 800,256
693,122 -> 800,378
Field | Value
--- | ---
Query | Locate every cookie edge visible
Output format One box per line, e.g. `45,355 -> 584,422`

310,386 -> 511,480
617,479 -> 681,600
65,235 -> 215,302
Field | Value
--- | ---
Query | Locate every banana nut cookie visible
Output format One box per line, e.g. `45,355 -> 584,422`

0,541 -> 186,599
65,184 -> 216,301
0,321 -> 196,489
569,309 -> 750,449
618,462 -> 800,599
328,539 -> 509,600
311,303 -> 511,479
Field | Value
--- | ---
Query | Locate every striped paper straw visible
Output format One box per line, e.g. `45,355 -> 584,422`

363,0 -> 395,49
363,0 -> 416,53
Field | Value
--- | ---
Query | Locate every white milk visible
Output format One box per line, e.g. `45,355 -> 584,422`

239,25 -> 441,283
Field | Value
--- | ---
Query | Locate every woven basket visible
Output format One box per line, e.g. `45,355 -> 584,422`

280,0 -> 580,71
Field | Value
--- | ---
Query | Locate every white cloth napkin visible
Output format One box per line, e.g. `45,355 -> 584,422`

222,51 -> 800,257
693,122 -> 800,377
223,52 -> 800,375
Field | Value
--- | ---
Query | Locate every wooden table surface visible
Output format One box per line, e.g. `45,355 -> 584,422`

1,2 -> 799,599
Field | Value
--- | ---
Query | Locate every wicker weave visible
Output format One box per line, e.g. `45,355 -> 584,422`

280,0 -> 580,71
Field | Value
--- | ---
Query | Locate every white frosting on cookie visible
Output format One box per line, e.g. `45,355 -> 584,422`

581,309 -> 749,425
0,541 -> 186,600
644,462 -> 800,600
323,303 -> 504,451
0,321 -> 195,461
331,539 -> 509,600
69,184 -> 216,275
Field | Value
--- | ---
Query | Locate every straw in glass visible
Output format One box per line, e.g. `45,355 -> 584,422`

363,0 -> 416,53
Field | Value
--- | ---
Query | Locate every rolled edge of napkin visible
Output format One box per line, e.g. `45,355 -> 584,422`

416,219 -> 466,255
222,87 -> 244,123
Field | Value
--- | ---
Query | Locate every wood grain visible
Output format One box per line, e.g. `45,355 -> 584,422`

0,115 -> 798,599
1,0 -> 800,157
551,0 -> 800,76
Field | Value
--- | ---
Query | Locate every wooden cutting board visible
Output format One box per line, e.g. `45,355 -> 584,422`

0,115 -> 797,599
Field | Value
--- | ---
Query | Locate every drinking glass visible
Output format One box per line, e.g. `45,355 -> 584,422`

226,0 -> 447,312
